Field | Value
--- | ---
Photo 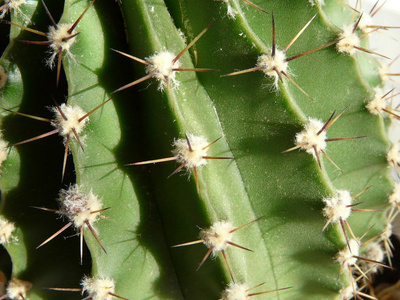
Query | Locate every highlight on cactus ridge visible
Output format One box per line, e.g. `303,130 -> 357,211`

0,0 -> 399,299
219,0 -> 267,19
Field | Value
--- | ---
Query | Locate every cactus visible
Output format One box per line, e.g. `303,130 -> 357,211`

0,0 -> 398,299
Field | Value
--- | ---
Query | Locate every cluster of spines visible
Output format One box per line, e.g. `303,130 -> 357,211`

0,1 -> 127,298
330,2 -> 400,299
46,276 -> 128,300
0,0 -> 398,299
123,1 -> 399,299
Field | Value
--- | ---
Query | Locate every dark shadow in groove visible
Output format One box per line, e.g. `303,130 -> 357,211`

0,1 -> 89,299
92,0 -> 228,299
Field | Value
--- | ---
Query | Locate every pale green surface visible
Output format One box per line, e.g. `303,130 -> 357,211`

0,0 -> 395,299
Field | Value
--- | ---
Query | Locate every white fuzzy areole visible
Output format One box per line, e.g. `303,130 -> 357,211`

381,223 -> 392,241
358,13 -> 374,34
308,0 -> 325,6
7,0 -> 26,9
256,49 -> 288,88
51,103 -> 88,138
221,283 -> 249,300
389,182 -> 400,206
322,190 -> 352,224
387,144 -> 400,166
0,0 -> 26,18
146,51 -> 180,90
6,278 -> 32,300
47,23 -> 76,66
58,184 -> 103,228
200,221 -> 234,256
379,61 -> 389,82
295,118 -> 327,155
0,139 -> 8,167
339,283 -> 357,300
172,134 -> 209,169
81,277 -> 115,300
336,239 -> 360,266
366,88 -> 385,116
336,25 -> 360,55
362,242 -> 384,272
222,0 -> 237,19
0,216 -> 15,244
0,65 -> 8,89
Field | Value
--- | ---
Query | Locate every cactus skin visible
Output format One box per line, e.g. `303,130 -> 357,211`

0,0 -> 397,299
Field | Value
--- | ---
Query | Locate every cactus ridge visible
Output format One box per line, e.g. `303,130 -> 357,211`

0,0 -> 398,299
